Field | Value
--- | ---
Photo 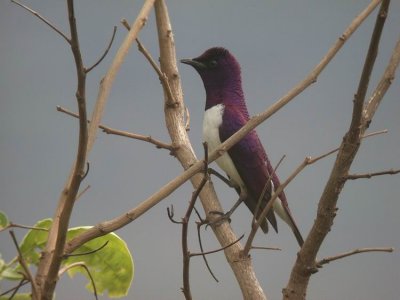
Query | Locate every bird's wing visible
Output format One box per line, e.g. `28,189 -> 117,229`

219,104 -> 278,233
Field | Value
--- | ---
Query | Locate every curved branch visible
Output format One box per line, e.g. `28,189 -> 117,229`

85,26 -> 117,73
11,0 -> 70,43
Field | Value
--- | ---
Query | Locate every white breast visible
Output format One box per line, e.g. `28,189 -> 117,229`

203,104 -> 245,188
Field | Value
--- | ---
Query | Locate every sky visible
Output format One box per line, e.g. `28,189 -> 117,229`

1,0 -> 399,299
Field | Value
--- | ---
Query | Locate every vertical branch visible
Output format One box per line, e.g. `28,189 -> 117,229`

284,1 -> 394,299
154,1 -> 267,299
86,0 -> 156,154
35,1 -> 88,299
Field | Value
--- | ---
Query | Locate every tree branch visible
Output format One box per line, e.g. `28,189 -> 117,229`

58,262 -> 98,300
346,168 -> 400,179
35,1 -> 89,298
64,3 -> 381,296
284,1 -> 396,299
86,0 -> 156,155
85,26 -> 117,73
10,230 -> 38,299
316,247 -> 394,266
57,105 -> 174,151
11,0 -> 70,43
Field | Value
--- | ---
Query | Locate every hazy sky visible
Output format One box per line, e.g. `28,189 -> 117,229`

1,1 -> 399,299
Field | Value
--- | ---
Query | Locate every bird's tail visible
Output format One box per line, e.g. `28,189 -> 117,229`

273,199 -> 304,247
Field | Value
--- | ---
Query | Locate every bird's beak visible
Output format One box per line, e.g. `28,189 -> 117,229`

180,58 -> 206,70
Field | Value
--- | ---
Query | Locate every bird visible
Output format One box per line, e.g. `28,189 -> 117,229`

181,47 -> 304,246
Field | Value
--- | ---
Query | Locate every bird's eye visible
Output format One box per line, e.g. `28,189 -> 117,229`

209,60 -> 218,68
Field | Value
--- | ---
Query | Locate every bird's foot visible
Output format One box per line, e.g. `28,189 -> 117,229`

207,210 -> 233,227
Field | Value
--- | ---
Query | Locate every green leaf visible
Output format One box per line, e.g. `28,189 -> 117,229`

64,227 -> 134,298
18,219 -> 52,266
0,211 -> 9,230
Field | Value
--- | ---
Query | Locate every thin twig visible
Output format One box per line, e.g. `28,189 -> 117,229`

11,0 -> 70,43
190,234 -> 245,257
184,106 -> 191,131
137,40 -> 176,106
57,105 -> 174,151
76,185 -> 91,201
85,26 -> 117,73
0,279 -> 29,298
285,1 -> 394,298
181,143 -> 209,300
251,246 -> 282,251
63,241 -> 109,258
196,222 -> 219,282
317,247 -> 394,266
121,18 -> 177,106
35,1 -> 89,298
65,0 -> 382,268
0,222 -> 49,233
9,230 -> 38,298
346,168 -> 400,179
58,262 -> 98,300
167,205 -> 183,224
86,0 -> 156,155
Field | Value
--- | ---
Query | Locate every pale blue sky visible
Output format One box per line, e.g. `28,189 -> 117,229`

1,1 -> 399,299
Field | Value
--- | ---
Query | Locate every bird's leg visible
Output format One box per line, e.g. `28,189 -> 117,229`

207,168 -> 236,188
208,188 -> 247,226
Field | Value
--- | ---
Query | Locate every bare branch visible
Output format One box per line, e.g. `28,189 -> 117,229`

346,168 -> 400,179
86,0 -> 156,155
317,247 -> 394,266
0,222 -> 49,233
85,26 -> 117,73
63,241 -> 109,258
76,185 -> 91,201
9,230 -> 38,298
285,1 -> 396,299
57,105 -> 174,151
11,0 -> 70,43
181,143 -> 209,300
58,262 -> 98,300
190,234 -> 245,257
35,0 -> 89,298
167,205 -> 183,224
251,246 -> 282,251
0,279 -> 28,298
65,4 -> 382,296
196,222 -> 219,282
363,36 -> 400,124
184,105 -> 191,131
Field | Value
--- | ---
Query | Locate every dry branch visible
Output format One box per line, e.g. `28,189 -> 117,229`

64,3 -> 385,299
35,1 -> 89,298
346,168 -> 400,179
317,247 -> 394,266
57,105 -> 173,151
86,0 -> 156,155
284,1 -> 398,299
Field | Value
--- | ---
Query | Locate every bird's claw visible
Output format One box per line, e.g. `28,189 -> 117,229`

207,210 -> 232,228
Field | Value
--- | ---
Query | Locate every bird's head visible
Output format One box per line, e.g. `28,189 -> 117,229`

181,47 -> 244,108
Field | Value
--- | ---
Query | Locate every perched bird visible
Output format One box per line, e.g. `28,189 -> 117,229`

181,47 -> 304,246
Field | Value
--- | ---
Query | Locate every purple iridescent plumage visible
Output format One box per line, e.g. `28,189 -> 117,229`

181,47 -> 303,246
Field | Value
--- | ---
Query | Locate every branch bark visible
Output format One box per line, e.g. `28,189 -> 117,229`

283,1 -> 399,299
64,1 -> 384,298
35,1 -> 88,299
